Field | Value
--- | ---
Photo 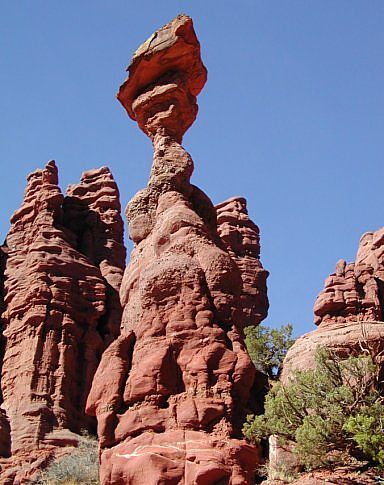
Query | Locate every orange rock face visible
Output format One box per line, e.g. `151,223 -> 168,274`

87,15 -> 268,485
282,227 -> 384,380
0,162 -> 125,482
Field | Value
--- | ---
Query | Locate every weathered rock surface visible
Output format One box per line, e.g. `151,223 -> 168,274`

269,228 -> 384,484
282,320 -> 384,382
216,197 -> 269,328
0,161 -> 124,482
0,246 -> 10,460
282,227 -> 384,380
314,228 -> 384,326
65,166 -> 126,344
117,14 -> 207,143
263,463 -> 381,484
268,435 -> 301,479
87,14 -> 268,484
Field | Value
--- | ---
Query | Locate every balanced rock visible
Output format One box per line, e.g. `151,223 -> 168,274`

87,15 -> 268,484
117,14 -> 207,143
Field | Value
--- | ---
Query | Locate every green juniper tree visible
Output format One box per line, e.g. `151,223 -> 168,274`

245,323 -> 295,380
243,346 -> 384,470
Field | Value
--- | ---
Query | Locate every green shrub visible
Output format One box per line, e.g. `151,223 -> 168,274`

243,347 -> 384,469
245,323 -> 295,380
35,434 -> 99,485
344,403 -> 384,468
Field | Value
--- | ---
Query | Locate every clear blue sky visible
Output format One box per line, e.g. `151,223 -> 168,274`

1,1 -> 383,337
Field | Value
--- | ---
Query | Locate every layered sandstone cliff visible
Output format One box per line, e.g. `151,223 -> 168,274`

0,162 -> 125,483
87,15 -> 269,485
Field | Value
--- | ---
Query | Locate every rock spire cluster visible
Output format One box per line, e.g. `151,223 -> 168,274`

0,12 -> 381,485
87,14 -> 269,484
0,163 -> 125,482
0,14 -> 270,484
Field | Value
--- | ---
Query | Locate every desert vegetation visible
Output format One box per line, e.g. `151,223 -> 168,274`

244,342 -> 384,471
245,323 -> 295,380
35,434 -> 99,485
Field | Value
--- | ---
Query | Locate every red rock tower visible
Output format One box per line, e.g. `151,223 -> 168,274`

87,15 -> 268,484
0,162 -> 125,482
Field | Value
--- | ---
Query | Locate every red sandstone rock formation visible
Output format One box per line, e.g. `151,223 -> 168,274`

216,197 -> 269,328
282,228 -> 384,380
87,15 -> 268,485
273,229 -> 384,479
314,229 -> 384,326
65,167 -> 126,344
0,161 -> 125,483
0,246 -> 10,461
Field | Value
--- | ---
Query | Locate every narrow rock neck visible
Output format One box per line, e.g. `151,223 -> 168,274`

148,133 -> 194,193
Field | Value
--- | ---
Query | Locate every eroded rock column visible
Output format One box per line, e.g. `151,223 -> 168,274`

87,15 -> 268,484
